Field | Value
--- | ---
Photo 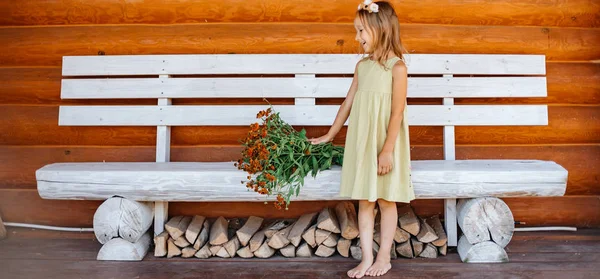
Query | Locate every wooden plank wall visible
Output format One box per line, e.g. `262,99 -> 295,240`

0,0 -> 598,228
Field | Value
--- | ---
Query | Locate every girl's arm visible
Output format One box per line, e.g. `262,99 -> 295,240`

381,61 -> 408,153
309,62 -> 360,144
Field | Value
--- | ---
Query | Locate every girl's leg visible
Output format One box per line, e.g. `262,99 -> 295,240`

347,200 -> 376,279
366,199 -> 397,276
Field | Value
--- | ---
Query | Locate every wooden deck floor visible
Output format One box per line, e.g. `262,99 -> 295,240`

0,229 -> 599,279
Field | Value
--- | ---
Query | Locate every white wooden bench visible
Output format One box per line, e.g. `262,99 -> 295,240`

36,54 -> 568,247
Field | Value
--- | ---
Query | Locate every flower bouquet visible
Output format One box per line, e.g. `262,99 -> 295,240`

235,101 -> 344,210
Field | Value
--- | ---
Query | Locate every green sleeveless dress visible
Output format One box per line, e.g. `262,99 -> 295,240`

339,57 -> 416,203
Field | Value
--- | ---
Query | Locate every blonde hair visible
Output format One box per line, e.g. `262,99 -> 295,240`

356,1 -> 407,68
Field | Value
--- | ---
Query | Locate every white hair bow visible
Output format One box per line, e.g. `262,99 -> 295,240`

358,0 -> 379,13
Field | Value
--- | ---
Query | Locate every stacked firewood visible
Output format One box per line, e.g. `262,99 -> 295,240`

154,202 -> 448,259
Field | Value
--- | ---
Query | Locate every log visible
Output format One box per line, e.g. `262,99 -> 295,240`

194,243 -> 212,259
181,247 -> 198,258
350,239 -> 362,260
317,207 -> 341,233
296,242 -> 313,258
268,222 -> 294,249
391,242 -> 397,259
337,238 -> 351,258
165,215 -> 192,240
236,216 -> 263,246
254,241 -> 275,258
426,215 -> 447,247
264,220 -> 293,239
315,245 -> 336,257
322,233 -> 339,247
0,214 -> 6,240
419,243 -> 438,258
224,236 -> 241,257
97,232 -> 151,261
398,206 -> 420,236
93,197 -> 153,244
439,243 -> 447,256
315,229 -> 332,246
457,197 -> 514,248
396,240 -> 413,258
236,245 -> 254,258
185,215 -> 206,244
174,236 -> 191,248
288,212 -> 318,247
216,246 -> 231,258
280,244 -> 296,258
394,227 -> 411,243
458,235 -> 509,263
249,229 -> 266,252
416,218 -> 439,243
193,218 -> 210,250
153,231 -> 168,257
209,245 -> 222,256
335,201 -> 359,239
167,238 -> 182,258
302,224 -> 317,248
411,238 -> 423,257
209,216 -> 229,245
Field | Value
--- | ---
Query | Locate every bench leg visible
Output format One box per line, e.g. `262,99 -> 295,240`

445,198 -> 458,247
154,201 -> 169,236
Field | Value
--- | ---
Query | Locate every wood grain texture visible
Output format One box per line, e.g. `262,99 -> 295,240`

1,189 -> 598,228
0,0 -> 597,27
1,24 -> 598,67
1,145 -> 598,195
2,62 -> 598,105
1,105 -> 597,145
35,160 -> 567,201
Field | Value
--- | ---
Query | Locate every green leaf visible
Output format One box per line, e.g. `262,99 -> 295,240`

300,128 -> 307,138
311,156 -> 318,177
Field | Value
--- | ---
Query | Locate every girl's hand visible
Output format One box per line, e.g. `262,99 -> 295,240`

377,151 -> 393,175
308,134 -> 334,145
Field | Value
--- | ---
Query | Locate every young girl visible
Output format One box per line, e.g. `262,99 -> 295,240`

309,1 -> 415,278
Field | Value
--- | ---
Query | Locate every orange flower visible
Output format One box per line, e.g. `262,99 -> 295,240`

304,150 -> 310,155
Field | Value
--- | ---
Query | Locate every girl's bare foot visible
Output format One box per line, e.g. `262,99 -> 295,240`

365,259 -> 392,277
347,259 -> 373,278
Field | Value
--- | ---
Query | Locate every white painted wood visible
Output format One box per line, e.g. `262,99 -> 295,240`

457,197 -> 514,248
93,197 -> 120,244
457,236 -> 509,263
118,199 -> 154,243
61,77 -> 547,99
62,54 -> 545,76
442,76 -> 458,248
97,232 -> 151,261
37,160 -> 567,201
444,199 -> 458,247
154,77 -> 171,236
93,197 -> 154,244
58,105 -> 548,126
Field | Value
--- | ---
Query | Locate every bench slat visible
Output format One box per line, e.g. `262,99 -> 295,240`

36,160 -> 568,201
62,54 -> 546,76
61,77 -> 547,99
58,105 -> 548,126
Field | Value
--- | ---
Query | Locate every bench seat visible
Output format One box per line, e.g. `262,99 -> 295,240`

37,160 -> 567,201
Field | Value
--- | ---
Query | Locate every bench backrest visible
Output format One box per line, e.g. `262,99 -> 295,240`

59,54 -> 547,162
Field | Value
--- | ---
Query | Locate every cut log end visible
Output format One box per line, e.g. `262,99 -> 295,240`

398,206 -> 420,236
209,216 -> 229,246
337,238 -> 352,258
153,232 -> 168,257
317,207 -> 341,233
458,197 -> 514,248
296,242 -> 313,258
315,244 -> 336,257
97,233 -> 151,261
236,216 -> 263,247
458,236 -> 509,263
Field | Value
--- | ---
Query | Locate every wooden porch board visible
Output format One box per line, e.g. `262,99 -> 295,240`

0,229 -> 598,278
